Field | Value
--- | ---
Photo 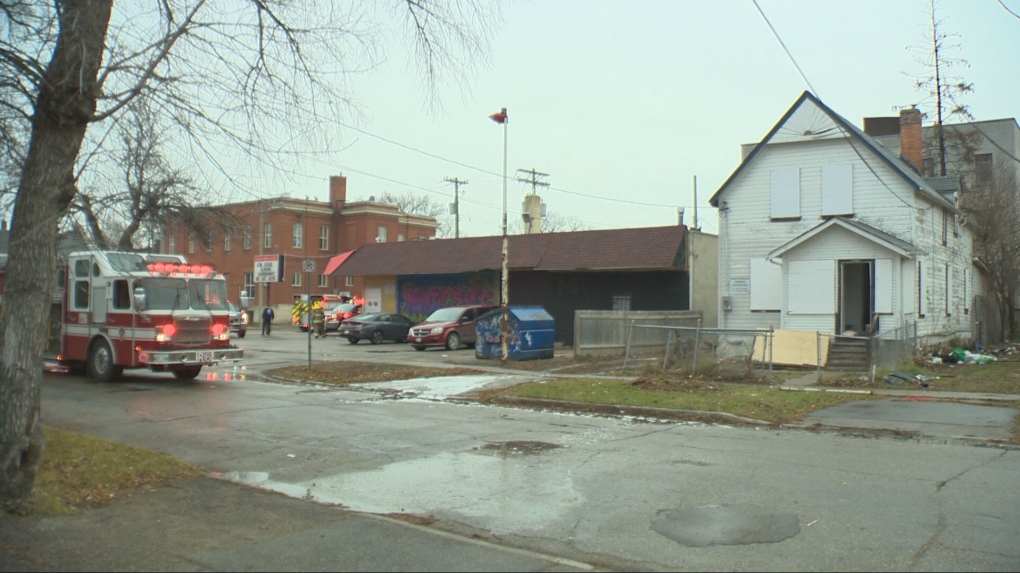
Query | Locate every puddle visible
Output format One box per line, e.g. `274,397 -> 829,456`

652,503 -> 800,546
216,450 -> 583,534
361,375 -> 514,401
475,440 -> 562,456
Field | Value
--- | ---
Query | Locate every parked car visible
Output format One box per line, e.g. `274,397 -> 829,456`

408,305 -> 499,351
340,313 -> 414,344
325,302 -> 363,332
228,301 -> 248,338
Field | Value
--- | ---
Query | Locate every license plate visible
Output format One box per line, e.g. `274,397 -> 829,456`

415,337 -> 422,342
197,351 -> 214,363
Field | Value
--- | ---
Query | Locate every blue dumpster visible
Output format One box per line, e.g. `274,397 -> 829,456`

475,306 -> 555,360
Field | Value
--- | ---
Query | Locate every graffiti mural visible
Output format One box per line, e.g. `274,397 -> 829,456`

398,272 -> 497,323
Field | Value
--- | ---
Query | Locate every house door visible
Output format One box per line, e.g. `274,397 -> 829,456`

838,260 -> 873,334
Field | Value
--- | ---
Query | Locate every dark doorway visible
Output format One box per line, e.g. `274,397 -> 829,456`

839,261 -> 873,334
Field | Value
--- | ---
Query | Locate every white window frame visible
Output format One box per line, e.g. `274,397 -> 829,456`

319,226 -> 329,250
243,226 -> 252,250
188,234 -> 195,254
291,271 -> 301,287
770,167 -> 800,219
377,225 -> 387,243
318,274 -> 328,288
293,223 -> 303,249
264,223 -> 273,249
224,230 -> 232,252
168,235 -> 176,254
345,276 -> 354,287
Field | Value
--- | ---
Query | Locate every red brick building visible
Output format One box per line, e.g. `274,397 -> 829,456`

160,175 -> 437,310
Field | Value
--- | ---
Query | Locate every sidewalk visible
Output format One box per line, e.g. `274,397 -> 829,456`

0,473 -> 593,572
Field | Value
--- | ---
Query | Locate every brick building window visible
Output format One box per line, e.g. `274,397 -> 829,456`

243,272 -> 254,298
188,234 -> 195,254
243,226 -> 252,250
377,226 -> 387,243
291,271 -> 301,287
263,223 -> 272,249
293,223 -> 303,249
318,274 -> 328,287
345,276 -> 354,287
319,226 -> 329,250
205,230 -> 214,252
224,230 -> 232,252
168,235 -> 176,254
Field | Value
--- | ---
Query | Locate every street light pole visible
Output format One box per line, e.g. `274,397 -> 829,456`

489,107 -> 509,362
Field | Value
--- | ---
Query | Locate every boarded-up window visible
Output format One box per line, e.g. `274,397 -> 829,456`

821,163 -> 853,216
901,260 -> 915,316
770,167 -> 800,219
874,258 -> 893,314
749,259 -> 782,311
918,260 -> 928,317
945,264 -> 953,316
788,260 -> 834,314
963,268 -> 970,314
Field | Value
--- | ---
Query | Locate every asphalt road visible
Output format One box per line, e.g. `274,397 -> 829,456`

28,329 -> 1020,571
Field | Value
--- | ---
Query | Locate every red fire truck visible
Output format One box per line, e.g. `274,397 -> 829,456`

45,250 -> 244,381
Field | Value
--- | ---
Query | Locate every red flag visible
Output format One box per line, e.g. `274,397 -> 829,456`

489,108 -> 507,124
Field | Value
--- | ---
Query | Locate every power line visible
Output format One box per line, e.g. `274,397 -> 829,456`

752,0 -> 819,97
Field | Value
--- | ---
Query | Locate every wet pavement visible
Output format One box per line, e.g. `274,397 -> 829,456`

14,330 -> 1020,571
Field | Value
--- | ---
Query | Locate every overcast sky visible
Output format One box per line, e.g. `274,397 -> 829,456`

249,0 -> 1020,238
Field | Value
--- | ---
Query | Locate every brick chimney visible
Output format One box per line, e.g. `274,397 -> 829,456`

899,106 -> 923,172
329,175 -> 347,207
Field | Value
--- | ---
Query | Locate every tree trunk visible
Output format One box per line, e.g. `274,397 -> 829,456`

0,0 -> 113,509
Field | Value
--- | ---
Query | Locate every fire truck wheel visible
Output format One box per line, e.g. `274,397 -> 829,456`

88,340 -> 123,382
172,366 -> 203,380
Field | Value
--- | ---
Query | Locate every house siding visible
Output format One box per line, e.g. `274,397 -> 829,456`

716,94 -> 979,342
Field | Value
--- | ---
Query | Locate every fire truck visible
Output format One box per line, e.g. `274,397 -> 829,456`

45,250 -> 244,381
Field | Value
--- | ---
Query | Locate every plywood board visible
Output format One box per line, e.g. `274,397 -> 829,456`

753,329 -> 829,367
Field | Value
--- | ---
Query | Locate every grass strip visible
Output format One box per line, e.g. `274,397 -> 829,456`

483,377 -> 875,425
24,427 -> 202,516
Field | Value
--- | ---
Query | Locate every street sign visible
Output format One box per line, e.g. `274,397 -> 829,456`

302,259 -> 315,273
254,254 -> 285,283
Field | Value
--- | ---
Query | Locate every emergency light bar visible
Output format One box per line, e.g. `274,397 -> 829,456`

146,262 -> 218,276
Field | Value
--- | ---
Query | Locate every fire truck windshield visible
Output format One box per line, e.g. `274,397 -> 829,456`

138,278 -> 228,312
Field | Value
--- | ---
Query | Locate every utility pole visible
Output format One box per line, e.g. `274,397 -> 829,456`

443,177 -> 468,238
515,168 -> 550,195
516,168 -> 549,234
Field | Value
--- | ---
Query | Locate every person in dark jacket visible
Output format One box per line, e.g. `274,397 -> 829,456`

261,306 -> 275,335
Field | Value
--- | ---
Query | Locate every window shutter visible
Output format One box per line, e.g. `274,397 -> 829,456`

750,259 -> 782,311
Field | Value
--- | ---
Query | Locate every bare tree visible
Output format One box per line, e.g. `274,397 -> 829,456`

71,100 -> 210,250
509,210 -> 590,235
907,0 -> 974,176
960,160 -> 1020,339
376,190 -> 452,237
0,0 -> 499,509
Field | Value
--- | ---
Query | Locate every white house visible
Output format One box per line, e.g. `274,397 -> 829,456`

709,91 -> 983,344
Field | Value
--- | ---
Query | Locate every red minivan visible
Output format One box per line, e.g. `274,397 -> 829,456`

408,305 -> 499,351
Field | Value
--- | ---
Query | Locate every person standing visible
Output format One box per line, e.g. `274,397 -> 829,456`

312,303 -> 326,339
262,305 -> 275,335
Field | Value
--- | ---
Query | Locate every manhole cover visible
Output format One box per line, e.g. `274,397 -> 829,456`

476,440 -> 561,456
652,503 -> 800,546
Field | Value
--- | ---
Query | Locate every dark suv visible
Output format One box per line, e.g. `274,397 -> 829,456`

409,305 -> 499,351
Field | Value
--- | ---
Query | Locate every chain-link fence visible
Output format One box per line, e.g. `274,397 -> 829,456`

622,324 -> 774,380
